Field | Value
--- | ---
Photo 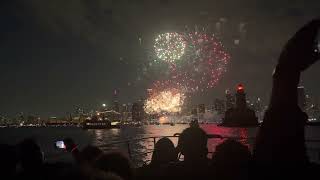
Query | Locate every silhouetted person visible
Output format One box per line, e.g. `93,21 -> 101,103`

190,118 -> 199,128
67,145 -> 105,180
17,139 -> 44,179
168,127 -> 210,178
211,139 -> 251,180
177,127 -> 208,163
0,144 -> 18,178
137,137 -> 177,179
151,137 -> 177,166
79,145 -> 103,166
94,152 -> 133,180
254,19 -> 320,178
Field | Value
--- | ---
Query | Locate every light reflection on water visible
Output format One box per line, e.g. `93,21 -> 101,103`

86,124 -> 257,165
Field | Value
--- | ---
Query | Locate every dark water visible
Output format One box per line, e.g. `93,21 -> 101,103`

1,125 -> 320,165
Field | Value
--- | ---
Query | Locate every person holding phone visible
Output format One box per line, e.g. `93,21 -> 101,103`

253,19 -> 320,178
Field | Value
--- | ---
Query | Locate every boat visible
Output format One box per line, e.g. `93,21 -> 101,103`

110,121 -> 121,128
82,119 -> 111,129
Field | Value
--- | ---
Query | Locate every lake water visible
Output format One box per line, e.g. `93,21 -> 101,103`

1,124 -> 320,166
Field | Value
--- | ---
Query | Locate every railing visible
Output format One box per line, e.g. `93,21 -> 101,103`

98,135 -> 181,165
95,134 -> 320,166
97,135 -> 320,167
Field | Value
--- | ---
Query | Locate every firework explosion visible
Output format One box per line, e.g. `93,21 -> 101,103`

154,32 -> 186,63
144,88 -> 186,114
150,30 -> 230,93
143,27 -> 230,114
176,30 -> 230,92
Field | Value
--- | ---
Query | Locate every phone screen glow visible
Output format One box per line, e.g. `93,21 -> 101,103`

55,141 -> 66,149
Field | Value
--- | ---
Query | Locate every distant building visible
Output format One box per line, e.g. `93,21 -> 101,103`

308,103 -> 320,121
298,86 -> 306,111
222,84 -> 258,127
235,84 -> 246,109
191,107 -> 198,116
254,98 -> 263,112
121,104 -> 131,121
122,104 -> 129,112
225,89 -> 235,110
26,115 -> 38,124
0,115 -> 8,125
198,104 -> 206,114
132,101 -> 144,121
113,100 -> 120,113
112,89 -> 120,113
214,98 -> 225,114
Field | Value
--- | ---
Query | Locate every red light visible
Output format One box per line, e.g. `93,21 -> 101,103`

237,84 -> 244,91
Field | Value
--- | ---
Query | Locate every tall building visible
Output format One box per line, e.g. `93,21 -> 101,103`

214,98 -> 225,114
112,89 -> 120,113
113,100 -> 120,113
235,84 -> 246,109
222,84 -> 258,126
198,104 -> 206,114
225,89 -> 235,110
254,98 -> 263,112
297,86 -> 306,111
132,101 -> 144,122
191,107 -> 198,116
121,103 -> 131,121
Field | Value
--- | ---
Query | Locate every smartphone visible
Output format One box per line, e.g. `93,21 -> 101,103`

55,141 -> 66,149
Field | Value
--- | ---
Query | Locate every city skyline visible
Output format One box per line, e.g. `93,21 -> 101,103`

1,0 -> 320,116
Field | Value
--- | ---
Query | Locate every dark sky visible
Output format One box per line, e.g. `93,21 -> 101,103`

1,0 -> 320,117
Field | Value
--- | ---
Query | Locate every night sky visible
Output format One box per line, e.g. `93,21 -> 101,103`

1,0 -> 320,117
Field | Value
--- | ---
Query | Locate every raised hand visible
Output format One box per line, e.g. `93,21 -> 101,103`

277,19 -> 320,73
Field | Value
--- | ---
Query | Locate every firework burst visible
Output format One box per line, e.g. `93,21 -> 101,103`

144,87 -> 186,114
140,26 -> 230,104
149,29 -> 230,93
177,30 -> 230,92
154,32 -> 186,63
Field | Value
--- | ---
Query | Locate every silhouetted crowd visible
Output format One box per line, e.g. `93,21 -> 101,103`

1,19 -> 320,180
0,126 -> 254,180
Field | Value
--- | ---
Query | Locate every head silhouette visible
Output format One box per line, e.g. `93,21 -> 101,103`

212,139 -> 251,167
177,127 -> 208,162
80,145 -> 103,165
151,137 -> 177,165
0,144 -> 17,176
211,139 -> 251,180
94,152 -> 132,180
18,139 -> 43,171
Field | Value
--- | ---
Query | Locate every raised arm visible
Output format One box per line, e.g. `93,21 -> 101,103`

254,19 -> 320,166
271,19 -> 320,109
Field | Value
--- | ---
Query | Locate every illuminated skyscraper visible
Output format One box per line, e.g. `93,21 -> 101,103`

198,104 -> 206,114
112,89 -> 120,113
297,86 -> 306,111
191,107 -> 198,116
214,98 -> 225,114
225,89 -> 235,110
132,101 -> 144,122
